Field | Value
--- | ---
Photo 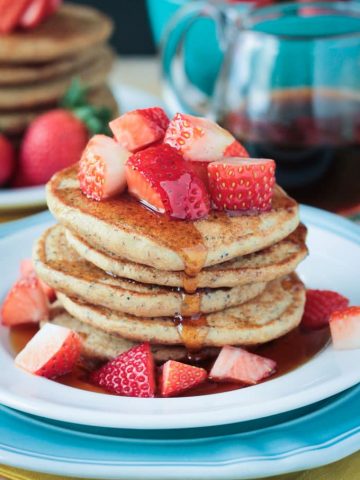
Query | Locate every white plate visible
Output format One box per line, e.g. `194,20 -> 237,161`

0,85 -> 164,211
0,207 -> 359,429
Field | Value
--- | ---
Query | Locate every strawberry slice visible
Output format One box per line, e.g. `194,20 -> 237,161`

208,158 -> 276,212
0,0 -> 31,33
19,0 -> 48,28
164,113 -> 249,162
78,134 -> 130,201
210,345 -> 276,385
223,139 -> 249,158
20,259 -> 56,301
329,306 -> 360,350
90,342 -> 155,397
109,107 -> 169,152
126,144 -> 210,220
160,360 -> 207,397
1,275 -> 49,327
302,289 -> 349,330
15,323 -> 81,378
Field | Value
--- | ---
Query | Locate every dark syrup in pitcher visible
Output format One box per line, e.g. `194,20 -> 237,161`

223,89 -> 360,211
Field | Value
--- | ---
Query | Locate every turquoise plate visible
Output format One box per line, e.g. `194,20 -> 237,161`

0,385 -> 359,479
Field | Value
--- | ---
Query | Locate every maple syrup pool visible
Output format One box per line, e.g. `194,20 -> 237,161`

9,324 -> 330,397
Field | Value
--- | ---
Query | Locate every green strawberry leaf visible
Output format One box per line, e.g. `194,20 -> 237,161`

60,79 -> 112,136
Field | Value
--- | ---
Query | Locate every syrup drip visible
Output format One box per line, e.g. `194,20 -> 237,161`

174,314 -> 208,352
182,274 -> 200,294
180,291 -> 201,317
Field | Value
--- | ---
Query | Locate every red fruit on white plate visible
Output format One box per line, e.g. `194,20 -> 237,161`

302,289 -> 349,330
20,259 -> 56,301
329,306 -> 360,350
90,342 -> 155,397
1,275 -> 49,327
78,134 -> 130,201
126,143 -> 210,220
0,134 -> 15,186
160,360 -> 207,397
20,109 -> 88,186
109,107 -> 169,152
164,112 -> 248,162
15,323 -> 81,378
208,158 -> 276,212
0,0 -> 31,34
210,345 -> 276,385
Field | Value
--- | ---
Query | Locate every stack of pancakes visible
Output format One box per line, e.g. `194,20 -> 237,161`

0,3 -> 117,139
34,165 -> 308,365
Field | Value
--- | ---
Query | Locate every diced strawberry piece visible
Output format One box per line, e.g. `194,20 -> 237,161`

208,157 -> 276,212
126,144 -> 210,220
19,0 -> 48,28
184,160 -> 210,190
302,289 -> 349,330
210,345 -> 276,385
109,107 -> 169,152
223,140 -> 249,158
329,306 -> 360,350
1,275 -> 49,327
160,360 -> 207,397
15,323 -> 81,378
0,0 -> 31,33
164,113 -> 249,162
78,134 -> 130,201
90,343 -> 155,397
20,259 -> 56,301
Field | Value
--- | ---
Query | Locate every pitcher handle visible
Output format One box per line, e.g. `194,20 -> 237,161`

161,1 -> 237,118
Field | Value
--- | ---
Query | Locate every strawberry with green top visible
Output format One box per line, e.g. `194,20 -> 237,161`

126,144 -> 210,220
18,80 -> 113,186
164,113 -> 248,162
110,107 -> 169,152
91,343 -> 155,397
208,158 -> 276,212
15,323 -> 81,378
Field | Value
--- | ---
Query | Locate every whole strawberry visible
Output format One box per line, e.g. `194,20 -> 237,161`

0,134 -> 15,186
19,109 -> 88,186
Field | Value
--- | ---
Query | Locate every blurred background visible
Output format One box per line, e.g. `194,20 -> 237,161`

71,0 -> 156,55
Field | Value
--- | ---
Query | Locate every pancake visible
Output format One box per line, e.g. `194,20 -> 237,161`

56,274 -> 306,348
66,224 -> 307,289
34,225 -> 267,317
47,165 -> 299,273
0,48 -> 113,110
45,305 -> 218,364
0,4 -> 113,64
0,45 -> 110,86
0,84 -> 119,134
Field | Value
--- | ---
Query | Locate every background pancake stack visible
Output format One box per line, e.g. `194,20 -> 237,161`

33,165 -> 309,367
0,3 -> 117,140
